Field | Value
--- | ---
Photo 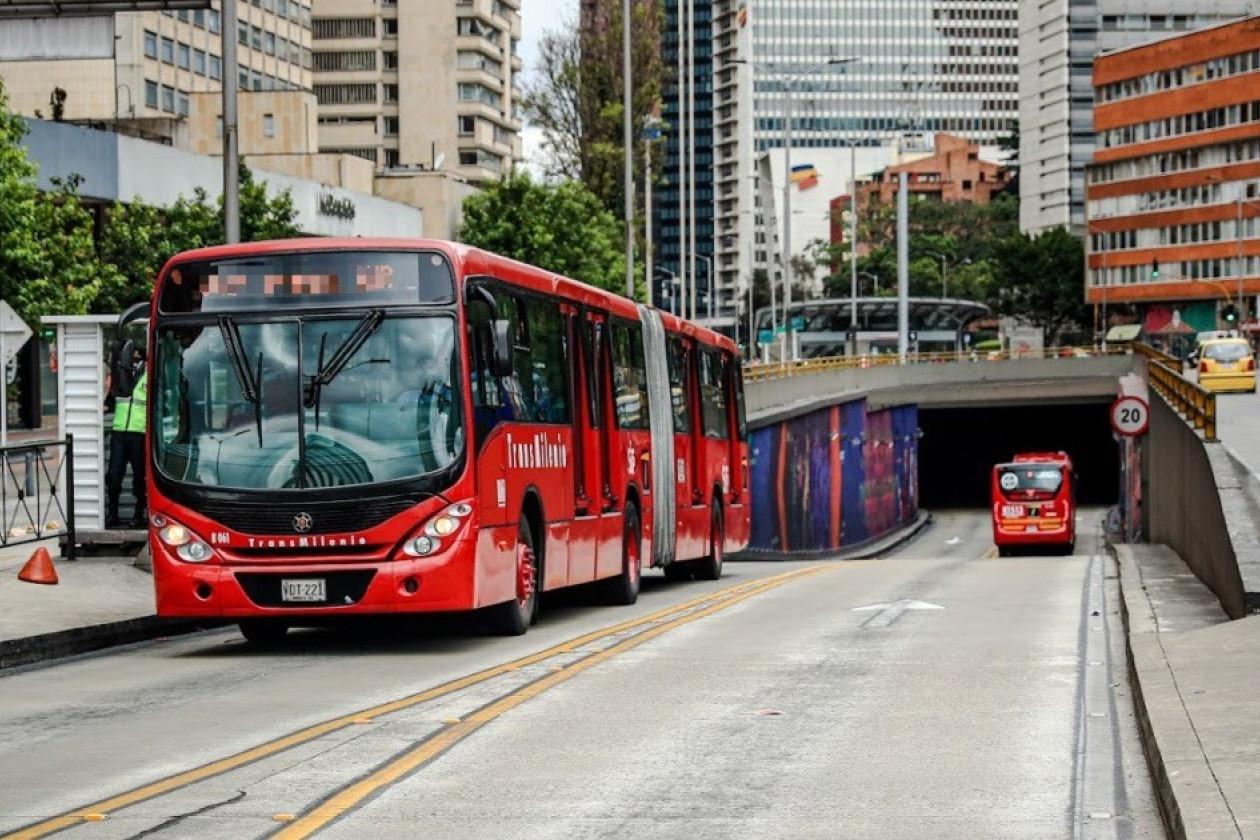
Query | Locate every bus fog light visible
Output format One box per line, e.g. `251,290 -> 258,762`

401,576 -> 419,594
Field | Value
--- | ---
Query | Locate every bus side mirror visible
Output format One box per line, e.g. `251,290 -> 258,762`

492,320 -> 514,377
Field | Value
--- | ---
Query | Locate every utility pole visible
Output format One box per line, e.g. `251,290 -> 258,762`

849,143 -> 858,355
897,170 -> 909,362
782,80 -> 794,360
222,0 -> 240,243
676,0 -> 687,319
622,0 -> 634,300
686,0 -> 696,320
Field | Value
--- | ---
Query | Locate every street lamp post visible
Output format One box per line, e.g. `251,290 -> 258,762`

859,270 -> 880,294
657,268 -> 679,314
622,0 -> 634,300
724,56 -> 858,360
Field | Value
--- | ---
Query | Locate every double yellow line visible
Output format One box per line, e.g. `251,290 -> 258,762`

5,565 -> 822,840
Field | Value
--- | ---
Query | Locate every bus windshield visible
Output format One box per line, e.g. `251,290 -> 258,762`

154,314 -> 463,490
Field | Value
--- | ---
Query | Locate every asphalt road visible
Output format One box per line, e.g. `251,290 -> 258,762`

1215,386 -> 1260,474
0,511 -> 1161,840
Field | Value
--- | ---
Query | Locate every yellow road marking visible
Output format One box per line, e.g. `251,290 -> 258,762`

1,567 -> 815,840
273,567 -> 828,839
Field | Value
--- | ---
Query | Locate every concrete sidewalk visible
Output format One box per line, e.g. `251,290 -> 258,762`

1116,544 -> 1260,839
0,539 -> 202,670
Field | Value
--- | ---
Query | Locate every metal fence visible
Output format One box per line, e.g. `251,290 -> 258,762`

1136,343 -> 1218,442
0,435 -> 75,559
743,345 -> 1130,383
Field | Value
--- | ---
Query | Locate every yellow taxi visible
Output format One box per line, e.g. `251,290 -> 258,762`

1197,337 -> 1257,393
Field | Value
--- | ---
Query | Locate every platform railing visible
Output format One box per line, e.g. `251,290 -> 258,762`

743,344 -> 1127,383
0,435 -> 76,559
1137,343 -> 1217,442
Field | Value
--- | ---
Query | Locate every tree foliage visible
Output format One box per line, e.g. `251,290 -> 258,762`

819,194 -> 1090,341
1,80 -> 301,326
522,0 -> 662,217
458,172 -> 630,295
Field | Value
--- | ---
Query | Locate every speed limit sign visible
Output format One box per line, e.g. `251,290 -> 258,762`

1110,395 -> 1150,437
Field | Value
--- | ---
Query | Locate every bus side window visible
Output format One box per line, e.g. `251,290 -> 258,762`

667,337 -> 690,433
611,320 -> 650,430
525,297 -> 570,424
467,295 -> 500,450
699,349 -> 728,439
584,319 -> 602,429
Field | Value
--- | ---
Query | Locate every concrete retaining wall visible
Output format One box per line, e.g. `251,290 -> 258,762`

1145,396 -> 1252,618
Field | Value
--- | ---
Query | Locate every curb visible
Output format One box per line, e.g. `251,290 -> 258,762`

0,616 -> 219,673
732,510 -> 933,563
1110,545 -> 1235,840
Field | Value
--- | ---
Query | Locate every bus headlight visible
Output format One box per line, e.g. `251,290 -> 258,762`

157,518 -> 213,563
402,502 -> 473,557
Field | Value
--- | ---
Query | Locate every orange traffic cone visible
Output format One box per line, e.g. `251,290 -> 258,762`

18,547 -> 58,585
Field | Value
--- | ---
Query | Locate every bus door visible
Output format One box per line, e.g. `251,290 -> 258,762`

694,346 -> 730,530
590,312 -> 625,580
725,351 -> 746,502
566,307 -> 602,585
666,336 -> 697,558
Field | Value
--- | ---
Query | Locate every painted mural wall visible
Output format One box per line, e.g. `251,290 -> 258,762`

747,398 -> 919,555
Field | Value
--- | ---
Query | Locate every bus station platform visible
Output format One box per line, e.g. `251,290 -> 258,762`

0,539 -> 199,670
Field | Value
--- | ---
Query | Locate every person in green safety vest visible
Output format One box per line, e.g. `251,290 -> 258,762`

106,346 -> 147,529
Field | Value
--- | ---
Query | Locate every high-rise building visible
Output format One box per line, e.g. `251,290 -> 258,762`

1019,1 -> 1249,236
710,0 -> 1019,326
1085,14 -> 1260,335
0,2 -> 312,135
656,0 -> 714,319
311,0 -> 522,183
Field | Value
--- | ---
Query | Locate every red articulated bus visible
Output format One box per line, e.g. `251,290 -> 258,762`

990,452 -> 1076,557
146,239 -> 750,642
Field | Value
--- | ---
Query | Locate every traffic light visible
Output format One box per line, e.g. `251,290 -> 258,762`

1151,259 -> 1160,280
1223,304 -> 1238,324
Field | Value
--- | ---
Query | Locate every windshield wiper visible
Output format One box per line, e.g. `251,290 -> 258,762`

303,308 -> 385,410
217,315 -> 264,447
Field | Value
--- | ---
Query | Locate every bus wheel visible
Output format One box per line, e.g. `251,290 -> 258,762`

490,518 -> 538,636
693,502 -> 724,581
605,504 -> 642,606
239,619 -> 288,646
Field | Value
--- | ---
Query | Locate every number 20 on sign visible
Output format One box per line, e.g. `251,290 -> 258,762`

1110,395 -> 1150,437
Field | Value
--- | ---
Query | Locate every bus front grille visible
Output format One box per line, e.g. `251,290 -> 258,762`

196,498 -> 418,535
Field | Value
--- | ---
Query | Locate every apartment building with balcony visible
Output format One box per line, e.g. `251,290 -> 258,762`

311,0 -> 522,183
1086,14 -> 1260,331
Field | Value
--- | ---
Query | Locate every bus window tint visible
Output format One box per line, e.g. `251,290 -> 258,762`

667,338 -> 690,433
611,320 -> 650,430
699,349 -> 728,438
526,298 -> 570,423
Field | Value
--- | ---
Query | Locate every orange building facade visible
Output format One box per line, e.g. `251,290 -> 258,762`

857,134 -> 1012,206
1086,15 -> 1260,329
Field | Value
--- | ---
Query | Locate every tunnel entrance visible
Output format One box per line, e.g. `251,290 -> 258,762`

918,402 -> 1121,509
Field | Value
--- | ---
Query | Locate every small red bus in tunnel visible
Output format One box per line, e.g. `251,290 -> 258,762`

145,239 -> 750,642
991,452 -> 1076,556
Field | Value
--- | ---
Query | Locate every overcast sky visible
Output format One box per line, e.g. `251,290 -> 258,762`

520,0 -> 575,175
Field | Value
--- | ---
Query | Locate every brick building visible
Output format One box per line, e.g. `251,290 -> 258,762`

856,133 -> 1012,206
1086,15 -> 1260,334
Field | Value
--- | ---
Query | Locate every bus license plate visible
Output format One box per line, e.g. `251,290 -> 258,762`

1025,525 -> 1039,533
281,579 -> 326,602
1001,504 -> 1025,518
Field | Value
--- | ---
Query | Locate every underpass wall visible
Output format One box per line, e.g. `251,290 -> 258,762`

745,398 -> 918,556
1145,395 -> 1251,618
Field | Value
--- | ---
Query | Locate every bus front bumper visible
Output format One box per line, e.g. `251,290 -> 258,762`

152,538 -> 478,618
993,520 -> 1073,547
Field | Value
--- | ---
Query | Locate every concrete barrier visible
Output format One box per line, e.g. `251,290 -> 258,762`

1145,395 -> 1257,618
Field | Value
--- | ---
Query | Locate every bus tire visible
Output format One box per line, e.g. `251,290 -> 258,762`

663,561 -> 693,582
605,503 -> 642,606
997,546 -> 1012,558
489,518 -> 538,636
239,619 -> 288,646
693,502 -> 724,581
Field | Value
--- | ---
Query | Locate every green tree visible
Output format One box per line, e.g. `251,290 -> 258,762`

96,164 -> 300,312
458,172 -> 628,294
992,226 -> 1088,342
0,83 -> 103,324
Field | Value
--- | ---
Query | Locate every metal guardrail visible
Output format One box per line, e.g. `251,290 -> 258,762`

742,345 -> 1127,383
1135,343 -> 1217,442
0,435 -> 75,559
